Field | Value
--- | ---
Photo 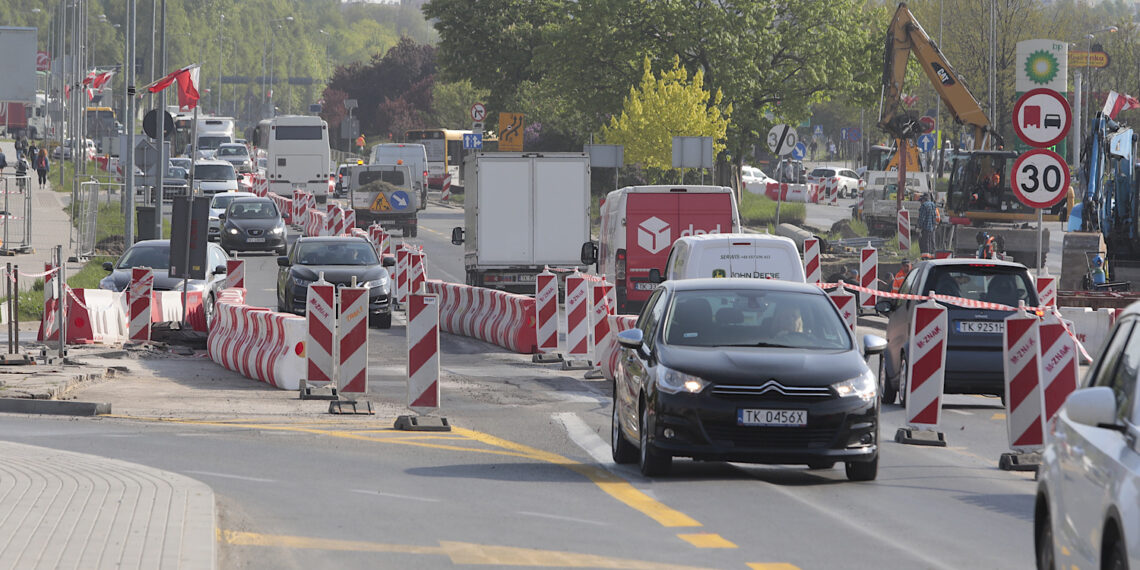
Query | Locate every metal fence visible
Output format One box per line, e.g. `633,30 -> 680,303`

0,173 -> 34,255
71,181 -> 107,261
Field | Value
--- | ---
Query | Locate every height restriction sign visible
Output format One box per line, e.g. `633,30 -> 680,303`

1011,149 -> 1070,209
1012,88 -> 1071,148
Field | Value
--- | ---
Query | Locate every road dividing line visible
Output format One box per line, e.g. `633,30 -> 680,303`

516,511 -> 609,526
677,533 -> 737,548
184,470 -> 277,483
747,564 -> 801,570
350,489 -> 440,503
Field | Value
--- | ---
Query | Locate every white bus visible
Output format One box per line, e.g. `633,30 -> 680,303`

255,115 -> 331,201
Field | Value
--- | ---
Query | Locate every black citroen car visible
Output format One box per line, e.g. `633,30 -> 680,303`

612,278 -> 885,480
276,236 -> 395,328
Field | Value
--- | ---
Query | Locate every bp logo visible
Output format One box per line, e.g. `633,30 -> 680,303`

712,269 -> 727,278
1025,50 -> 1059,85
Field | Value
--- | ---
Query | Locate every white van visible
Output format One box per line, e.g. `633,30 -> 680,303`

659,233 -> 805,283
370,143 -> 429,210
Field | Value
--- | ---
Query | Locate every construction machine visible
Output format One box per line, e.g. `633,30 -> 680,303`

880,3 -> 1072,266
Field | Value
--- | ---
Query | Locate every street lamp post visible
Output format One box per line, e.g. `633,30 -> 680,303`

217,14 -> 224,113
262,16 -> 293,119
1084,26 -> 1117,133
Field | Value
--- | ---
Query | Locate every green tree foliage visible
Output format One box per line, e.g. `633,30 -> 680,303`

322,37 -> 436,141
601,57 -> 730,179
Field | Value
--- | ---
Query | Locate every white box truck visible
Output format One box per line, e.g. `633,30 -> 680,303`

450,152 -> 591,292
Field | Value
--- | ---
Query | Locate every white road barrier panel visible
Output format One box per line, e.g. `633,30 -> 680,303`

396,247 -> 410,307
897,296 -> 947,446
827,283 -> 857,333
830,178 -> 839,207
590,280 -> 616,377
225,259 -> 245,290
803,238 -> 821,285
563,271 -> 591,366
38,263 -> 60,342
859,245 -> 878,313
897,210 -> 911,252
1056,306 -> 1113,362
1039,311 -> 1079,422
1035,269 -> 1056,308
305,278 -> 337,388
1001,303 -> 1046,469
128,267 -> 153,342
409,251 -> 426,295
534,269 -> 559,355
406,291 -> 440,411
337,285 -> 369,394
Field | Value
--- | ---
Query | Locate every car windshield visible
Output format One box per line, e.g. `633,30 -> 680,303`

196,164 -> 235,180
210,195 -> 242,210
168,167 -> 188,179
811,168 -> 836,177
294,242 -> 379,266
227,201 -> 278,219
117,244 -> 170,270
663,289 -> 851,350
926,265 -> 1037,306
217,146 -> 247,158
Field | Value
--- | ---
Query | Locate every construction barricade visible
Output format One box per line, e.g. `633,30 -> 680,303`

589,280 -> 616,378
896,297 -> 947,446
897,210 -> 910,252
337,285 -> 369,394
803,238 -> 821,284
859,244 -> 878,313
562,271 -> 592,368
1000,303 -> 1046,470
827,283 -> 857,333
533,269 -> 559,358
37,263 -> 60,342
305,280 -> 337,392
128,268 -> 154,342
225,259 -> 245,289
1038,311 -> 1079,422
207,288 -> 309,390
1036,271 -> 1056,308
406,290 -> 440,410
423,280 -> 537,354
602,315 -> 638,381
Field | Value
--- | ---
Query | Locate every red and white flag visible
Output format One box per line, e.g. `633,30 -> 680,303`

144,64 -> 201,110
91,70 -> 115,90
81,70 -> 98,85
1103,90 -> 1140,119
86,87 -> 94,101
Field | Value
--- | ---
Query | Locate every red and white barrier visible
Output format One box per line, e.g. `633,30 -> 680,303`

1056,306 -> 1114,361
803,238 -> 820,284
603,315 -> 638,381
225,259 -> 245,289
37,263 -> 59,342
829,178 -> 839,207
326,205 -> 344,237
423,280 -> 538,354
859,245 -> 878,312
564,272 -> 591,360
306,280 -> 337,385
343,209 -> 356,233
208,288 -> 309,390
827,283 -> 857,333
268,192 -> 293,225
396,247 -> 410,306
535,270 -> 558,353
292,189 -> 305,225
337,286 -> 368,394
1039,311 -> 1079,422
1002,305 -> 1045,452
150,291 -> 208,332
64,289 -> 128,344
897,210 -> 911,252
409,251 -> 426,295
1036,270 -> 1056,308
306,209 -> 327,238
441,174 -> 452,201
407,291 -> 440,410
128,268 -> 153,342
904,298 -> 947,428
592,280 -> 616,373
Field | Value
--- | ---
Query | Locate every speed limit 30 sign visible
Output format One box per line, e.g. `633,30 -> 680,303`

1010,149 -> 1070,209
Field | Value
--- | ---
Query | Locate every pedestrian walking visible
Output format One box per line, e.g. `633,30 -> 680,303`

14,135 -> 27,160
918,193 -> 937,253
34,149 -> 49,188
828,140 -> 837,161
810,140 -> 818,161
0,148 -> 7,175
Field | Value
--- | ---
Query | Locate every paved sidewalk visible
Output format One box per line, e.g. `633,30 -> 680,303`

0,440 -> 216,569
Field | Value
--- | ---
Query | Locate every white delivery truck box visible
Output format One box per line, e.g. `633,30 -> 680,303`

662,233 -> 806,282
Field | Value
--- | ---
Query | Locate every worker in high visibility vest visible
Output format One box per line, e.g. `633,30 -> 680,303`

891,258 -> 912,293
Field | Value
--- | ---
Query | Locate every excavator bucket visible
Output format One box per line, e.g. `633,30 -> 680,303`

1069,202 -> 1084,232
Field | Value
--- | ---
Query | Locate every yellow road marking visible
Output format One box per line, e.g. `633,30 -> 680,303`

992,413 -> 1007,420
747,564 -> 801,570
677,533 -> 737,548
218,530 -> 718,569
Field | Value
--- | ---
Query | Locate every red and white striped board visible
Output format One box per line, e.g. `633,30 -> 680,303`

292,189 -> 305,225
859,245 -> 878,312
830,178 -> 839,207
225,259 -> 245,290
305,280 -> 337,386
128,267 -> 154,342
535,269 -> 559,353
827,284 -> 857,333
905,299 -> 947,428
379,228 -> 392,259
1002,306 -> 1045,451
1036,270 -> 1057,308
803,238 -> 820,284
564,272 -> 591,360
396,247 -> 410,306
1038,311 -> 1079,422
409,251 -> 426,295
337,286 -> 369,394
897,210 -> 911,252
343,209 -> 356,233
38,263 -> 60,342
406,292 -> 440,412
592,280 -> 616,373
440,174 -> 452,201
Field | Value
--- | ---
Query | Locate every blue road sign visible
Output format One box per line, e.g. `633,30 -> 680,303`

847,127 -> 862,142
462,133 -> 483,149
390,190 -> 410,210
814,125 -> 823,136
840,128 -> 848,140
791,142 -> 806,160
917,133 -> 935,152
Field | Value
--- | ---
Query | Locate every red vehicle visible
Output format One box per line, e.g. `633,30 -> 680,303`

0,103 -> 29,135
582,186 -> 742,314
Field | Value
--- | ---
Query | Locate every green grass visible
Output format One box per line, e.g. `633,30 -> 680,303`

739,192 -> 805,227
0,256 -> 115,322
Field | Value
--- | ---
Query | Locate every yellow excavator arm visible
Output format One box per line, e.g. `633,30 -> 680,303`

880,3 -> 1001,150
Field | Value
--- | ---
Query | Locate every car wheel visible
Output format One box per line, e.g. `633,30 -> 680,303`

1105,535 -> 1127,570
878,353 -> 898,405
638,403 -> 671,477
204,294 -> 216,329
898,355 -> 909,408
845,454 -> 878,481
612,390 -> 637,464
1035,504 -> 1055,570
807,461 -> 835,470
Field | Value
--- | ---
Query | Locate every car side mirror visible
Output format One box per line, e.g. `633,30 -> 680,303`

451,227 -> 464,245
875,300 -> 894,314
862,334 -> 887,358
580,241 -> 598,265
648,268 -> 663,283
382,255 -> 396,267
616,328 -> 644,350
102,261 -> 114,272
1066,387 -> 1120,429
218,213 -> 226,221
276,256 -> 290,267
212,265 -> 227,275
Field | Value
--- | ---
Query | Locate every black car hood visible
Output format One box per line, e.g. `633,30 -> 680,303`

659,345 -> 867,387
291,265 -> 387,285
226,217 -> 282,231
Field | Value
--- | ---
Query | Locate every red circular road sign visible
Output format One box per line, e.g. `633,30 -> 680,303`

919,116 -> 935,134
1010,149 -> 1070,209
1012,88 -> 1071,148
469,102 -> 486,122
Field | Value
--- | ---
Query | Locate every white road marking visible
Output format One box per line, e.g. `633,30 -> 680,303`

516,511 -> 609,526
553,412 -> 612,465
184,470 -> 277,483
350,489 -> 440,503
946,409 -> 972,416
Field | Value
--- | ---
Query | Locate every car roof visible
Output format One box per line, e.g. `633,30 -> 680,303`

194,158 -> 232,166
211,191 -> 256,198
218,143 -> 245,148
130,239 -> 170,248
295,236 -> 369,244
673,233 -> 796,247
921,258 -> 1029,270
667,277 -> 824,295
230,197 -> 273,204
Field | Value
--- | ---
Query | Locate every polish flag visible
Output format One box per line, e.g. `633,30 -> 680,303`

91,70 -> 115,90
1103,90 -> 1140,119
86,87 -> 94,101
145,64 -> 201,110
81,70 -> 98,85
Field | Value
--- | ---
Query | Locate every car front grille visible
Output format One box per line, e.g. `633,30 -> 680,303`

703,425 -> 838,448
710,381 -> 832,400
248,229 -> 263,236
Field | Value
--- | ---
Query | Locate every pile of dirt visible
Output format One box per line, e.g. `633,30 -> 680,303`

829,219 -> 860,239
94,235 -> 125,256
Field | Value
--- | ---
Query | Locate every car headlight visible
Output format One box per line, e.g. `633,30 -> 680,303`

832,370 -> 877,401
227,226 -> 240,235
361,277 -> 389,290
293,275 -> 313,287
270,226 -> 284,234
656,365 -> 708,395
99,276 -> 117,291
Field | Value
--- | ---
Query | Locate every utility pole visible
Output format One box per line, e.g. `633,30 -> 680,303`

124,0 -> 136,247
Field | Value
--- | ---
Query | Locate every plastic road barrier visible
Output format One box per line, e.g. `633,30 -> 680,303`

337,286 -> 368,394
859,245 -> 878,312
65,289 -> 128,344
828,283 -> 857,333
1002,305 -> 1046,451
306,209 -> 326,238
592,280 -> 616,373
1036,270 -> 1056,308
898,210 -> 911,252
603,315 -> 638,381
396,247 -> 410,307
409,251 -> 426,296
564,272 -> 591,360
327,205 -> 344,237
423,280 -> 538,354
225,259 -> 245,290
306,279 -> 337,385
207,288 -> 308,390
440,174 -> 452,201
128,267 -> 153,342
37,263 -> 59,342
803,238 -> 821,284
905,297 -> 947,427
1056,306 -> 1114,362
407,291 -> 440,411
535,269 -> 558,353
343,209 -> 356,233
1039,311 -> 1079,421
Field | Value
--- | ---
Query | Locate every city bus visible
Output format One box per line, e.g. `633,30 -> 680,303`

85,106 -> 118,148
254,115 -> 332,201
404,128 -> 497,193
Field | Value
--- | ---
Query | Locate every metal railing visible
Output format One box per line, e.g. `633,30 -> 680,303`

0,173 -> 35,255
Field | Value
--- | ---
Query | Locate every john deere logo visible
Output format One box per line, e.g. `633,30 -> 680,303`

1025,50 -> 1059,85
712,269 -> 727,278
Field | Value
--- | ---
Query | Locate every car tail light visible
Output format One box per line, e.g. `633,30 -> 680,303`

616,249 -> 627,281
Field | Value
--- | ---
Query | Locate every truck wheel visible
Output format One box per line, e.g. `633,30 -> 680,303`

316,194 -> 327,205
409,225 -> 418,238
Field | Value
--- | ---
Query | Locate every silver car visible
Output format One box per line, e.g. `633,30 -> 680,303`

215,143 -> 254,173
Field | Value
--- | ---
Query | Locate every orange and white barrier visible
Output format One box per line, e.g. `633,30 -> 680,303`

904,298 -> 947,428
564,272 -> 591,360
37,263 -> 60,342
859,245 -> 878,312
64,288 -> 128,344
128,268 -> 153,342
898,210 -> 910,252
306,209 -> 327,237
1039,311 -> 1079,422
535,270 -> 558,353
337,286 -> 369,394
407,291 -> 440,410
225,259 -> 245,289
150,291 -> 208,332
423,280 -> 537,353
803,238 -> 820,284
207,288 -> 309,390
306,280 -> 337,386
592,280 -> 616,374
827,283 -> 857,333
1002,304 -> 1045,452
1036,270 -> 1056,308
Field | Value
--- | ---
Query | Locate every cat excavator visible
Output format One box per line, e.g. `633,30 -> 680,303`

880,3 -> 1072,266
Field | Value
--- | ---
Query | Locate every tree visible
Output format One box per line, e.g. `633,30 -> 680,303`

601,57 -> 730,180
322,38 -> 436,138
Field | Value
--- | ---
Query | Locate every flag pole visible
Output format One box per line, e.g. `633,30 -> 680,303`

181,102 -> 198,328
